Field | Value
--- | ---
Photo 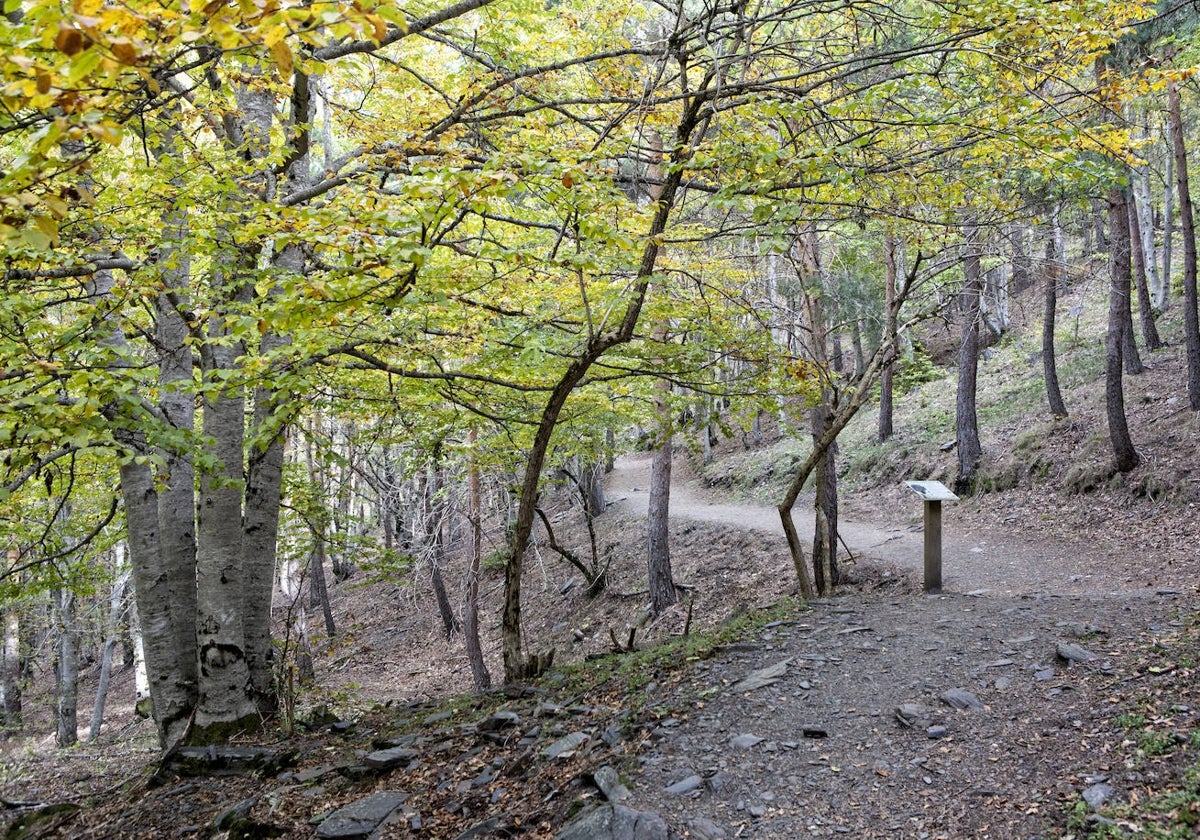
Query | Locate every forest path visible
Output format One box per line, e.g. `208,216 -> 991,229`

604,451 -> 1153,598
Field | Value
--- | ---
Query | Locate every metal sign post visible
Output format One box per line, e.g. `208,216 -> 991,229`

904,480 -> 959,593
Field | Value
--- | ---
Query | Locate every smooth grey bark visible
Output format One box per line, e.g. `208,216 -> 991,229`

88,565 -> 130,743
96,252 -> 194,748
1106,188 -> 1141,472
1042,216 -> 1068,417
303,419 -> 337,638
1132,140 -> 1161,300
1,548 -> 20,733
1168,79 -> 1200,410
955,224 -> 984,495
1161,134 -> 1175,310
154,189 -> 199,705
54,588 -> 79,748
194,306 -> 259,739
241,246 -> 297,710
1128,195 -> 1164,352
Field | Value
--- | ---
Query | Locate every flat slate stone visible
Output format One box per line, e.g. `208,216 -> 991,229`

542,732 -> 589,759
476,711 -> 520,732
363,747 -> 419,770
729,734 -> 763,749
1057,642 -> 1099,665
730,659 -> 791,693
316,791 -> 407,838
555,804 -> 668,840
665,774 -> 702,795
940,688 -> 985,711
689,817 -> 729,839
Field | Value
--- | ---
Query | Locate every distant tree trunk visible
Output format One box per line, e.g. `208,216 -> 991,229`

580,461 -> 606,519
955,223 -> 984,495
1,549 -> 20,734
851,320 -> 865,381
879,233 -> 898,442
88,564 -> 130,743
1115,192 -> 1145,376
1090,197 -> 1107,254
1011,223 -> 1033,293
1106,187 -> 1141,472
1168,78 -> 1200,410
423,460 -> 461,639
1128,195 -> 1164,351
54,589 -> 79,748
310,540 -> 336,638
464,430 -> 491,691
1161,134 -> 1175,311
1043,213 -> 1068,417
1132,137 -> 1161,302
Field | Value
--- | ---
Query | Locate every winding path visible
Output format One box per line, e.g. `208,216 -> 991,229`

604,451 -> 1147,597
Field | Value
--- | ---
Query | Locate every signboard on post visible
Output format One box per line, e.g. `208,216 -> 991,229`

904,480 -> 958,593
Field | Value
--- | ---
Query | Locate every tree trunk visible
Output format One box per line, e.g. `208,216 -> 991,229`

192,293 -> 259,742
1090,197 -> 1107,254
423,461 -> 461,638
129,599 -> 152,719
501,100 -> 704,681
241,245 -> 298,713
88,562 -> 130,743
1128,194 -> 1164,351
310,539 -> 336,639
1161,132 -> 1175,311
1,549 -> 21,734
464,430 -> 491,691
811,404 -> 839,595
54,589 -> 79,748
955,223 -> 984,495
1168,79 -> 1200,410
120,453 -> 193,747
1011,223 -> 1033,293
1043,214 -> 1068,417
1132,139 -> 1161,302
647,433 -> 677,615
878,233 -> 898,442
1106,188 -> 1141,472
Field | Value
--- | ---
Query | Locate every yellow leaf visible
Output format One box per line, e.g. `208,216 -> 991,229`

270,38 -> 293,78
367,13 -> 387,42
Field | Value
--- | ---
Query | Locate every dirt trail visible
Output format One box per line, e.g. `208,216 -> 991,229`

600,453 -> 1196,839
605,452 -> 1155,598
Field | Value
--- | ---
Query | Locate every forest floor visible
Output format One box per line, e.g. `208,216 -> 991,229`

1,301 -> 1199,838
